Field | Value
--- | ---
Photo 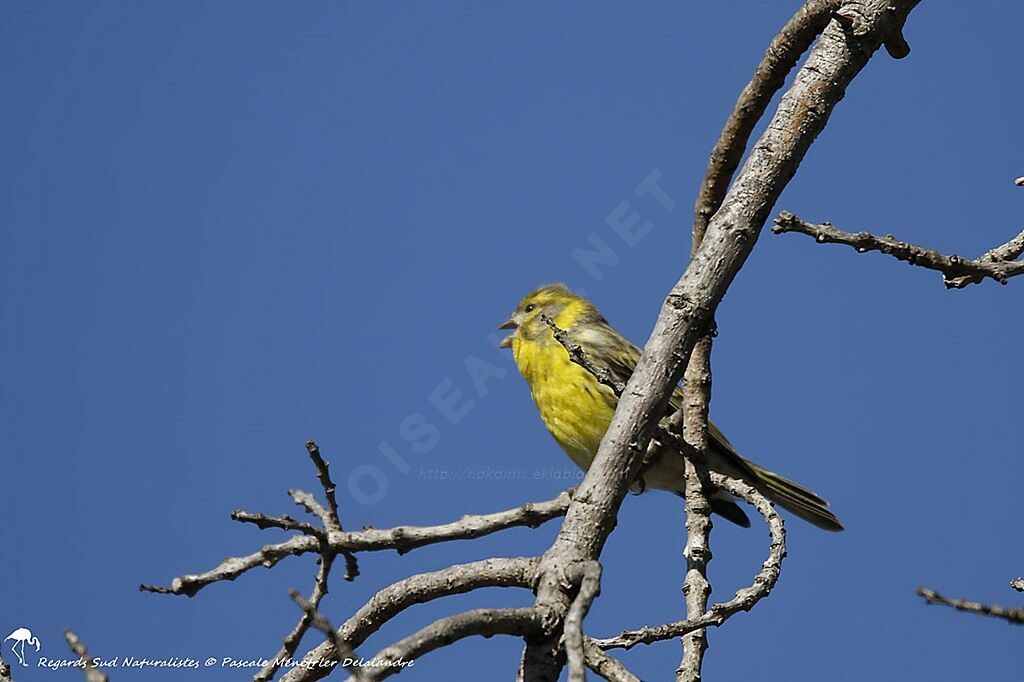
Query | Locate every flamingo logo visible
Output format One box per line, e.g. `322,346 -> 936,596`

4,627 -> 40,667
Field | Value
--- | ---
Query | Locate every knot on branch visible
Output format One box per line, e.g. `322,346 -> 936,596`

833,0 -> 914,58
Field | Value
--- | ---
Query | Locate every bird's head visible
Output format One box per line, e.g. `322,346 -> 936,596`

498,283 -> 595,349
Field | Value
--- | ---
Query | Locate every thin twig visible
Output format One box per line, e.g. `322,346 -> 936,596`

540,315 -> 625,395
291,489 -> 334,528
305,440 -> 343,531
341,491 -> 571,555
289,589 -> 365,680
255,553 -> 337,682
773,211 -> 1024,288
594,473 -> 786,650
916,588 -> 1024,625
564,562 -> 602,682
583,641 -> 641,682
304,441 -> 360,581
141,536 -> 321,596
232,510 -> 325,538
142,492 -> 569,596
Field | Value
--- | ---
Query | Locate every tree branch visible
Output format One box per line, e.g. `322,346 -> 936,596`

359,608 -> 548,682
141,3 -> 935,679
289,589 -> 364,679
521,2 -> 918,678
772,211 -> 1024,288
564,562 -> 602,682
677,336 -> 714,682
232,510 -> 325,538
916,587 -> 1024,625
694,0 -> 842,239
540,315 -> 625,395
337,492 -> 572,555
583,641 -> 641,682
140,536 -> 320,597
282,557 -> 540,682
141,492 -> 569,597
255,553 -> 338,682
594,473 -> 786,651
297,441 -> 360,581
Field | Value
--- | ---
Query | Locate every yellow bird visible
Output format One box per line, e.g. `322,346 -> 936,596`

499,283 -> 842,531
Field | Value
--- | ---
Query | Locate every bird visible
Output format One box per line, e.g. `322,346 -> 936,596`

4,627 -> 40,667
498,283 -> 843,531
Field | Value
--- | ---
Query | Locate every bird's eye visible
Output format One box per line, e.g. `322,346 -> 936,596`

524,304 -> 536,313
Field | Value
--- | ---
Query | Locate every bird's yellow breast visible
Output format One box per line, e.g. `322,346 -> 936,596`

512,334 -> 617,470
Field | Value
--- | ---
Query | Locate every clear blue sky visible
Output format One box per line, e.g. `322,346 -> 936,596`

2,2 -> 1022,680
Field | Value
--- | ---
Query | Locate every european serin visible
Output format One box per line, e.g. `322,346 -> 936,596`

499,283 -> 842,531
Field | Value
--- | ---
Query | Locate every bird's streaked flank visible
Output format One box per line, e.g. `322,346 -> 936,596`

499,283 -> 843,531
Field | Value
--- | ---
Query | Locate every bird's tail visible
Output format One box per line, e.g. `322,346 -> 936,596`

745,460 -> 844,532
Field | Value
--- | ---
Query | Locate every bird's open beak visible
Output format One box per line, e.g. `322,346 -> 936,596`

498,318 -> 516,349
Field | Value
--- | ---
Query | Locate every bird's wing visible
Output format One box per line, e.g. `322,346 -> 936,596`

595,331 -> 762,482
572,323 -> 843,531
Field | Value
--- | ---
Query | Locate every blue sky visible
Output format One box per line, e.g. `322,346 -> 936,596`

2,2 -> 1022,680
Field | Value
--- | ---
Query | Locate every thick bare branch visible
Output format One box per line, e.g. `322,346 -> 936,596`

916,588 -> 1024,625
833,0 -> 915,58
142,493 -> 569,597
773,211 -> 1024,288
523,2 -> 917,678
595,473 -> 786,651
360,608 -> 548,682
283,557 -> 540,682
583,641 -> 641,682
63,630 -> 108,682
